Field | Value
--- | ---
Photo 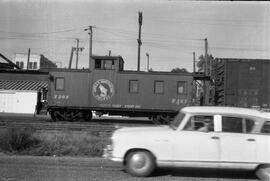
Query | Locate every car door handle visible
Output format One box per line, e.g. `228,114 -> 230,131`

247,138 -> 256,142
211,136 -> 219,140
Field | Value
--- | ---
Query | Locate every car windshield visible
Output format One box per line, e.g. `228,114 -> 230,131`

169,112 -> 185,130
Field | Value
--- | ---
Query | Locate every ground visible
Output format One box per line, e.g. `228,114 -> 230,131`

0,113 -> 260,181
0,154 -> 258,181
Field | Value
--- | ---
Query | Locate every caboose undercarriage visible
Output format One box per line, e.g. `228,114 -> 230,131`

48,107 -> 92,122
48,106 -> 178,124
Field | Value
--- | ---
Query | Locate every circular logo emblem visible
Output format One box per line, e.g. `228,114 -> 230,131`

92,79 -> 114,101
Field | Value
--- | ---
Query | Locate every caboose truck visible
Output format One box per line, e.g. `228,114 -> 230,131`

47,56 -> 193,122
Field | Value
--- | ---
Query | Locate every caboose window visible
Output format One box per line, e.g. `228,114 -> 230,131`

95,59 -> 115,70
129,80 -> 139,93
154,81 -> 164,94
55,77 -> 65,91
95,59 -> 102,69
177,81 -> 186,94
103,60 -> 115,70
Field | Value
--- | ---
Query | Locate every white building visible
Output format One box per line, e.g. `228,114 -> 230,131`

0,71 -> 48,114
14,53 -> 57,70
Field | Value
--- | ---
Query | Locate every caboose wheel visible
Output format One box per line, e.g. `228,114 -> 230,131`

50,111 -> 56,122
50,110 -> 65,121
152,114 -> 173,125
83,111 -> 92,121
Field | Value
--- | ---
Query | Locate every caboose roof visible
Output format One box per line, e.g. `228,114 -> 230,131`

92,55 -> 124,62
119,70 -> 192,76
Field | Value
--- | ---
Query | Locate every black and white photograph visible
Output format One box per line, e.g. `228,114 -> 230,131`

0,0 -> 269,180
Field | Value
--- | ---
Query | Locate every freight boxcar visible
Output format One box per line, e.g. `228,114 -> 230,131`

213,58 -> 270,110
47,56 -> 193,122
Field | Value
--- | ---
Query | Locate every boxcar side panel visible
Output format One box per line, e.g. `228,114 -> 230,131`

224,59 -> 269,109
225,61 -> 239,106
263,62 -> 270,108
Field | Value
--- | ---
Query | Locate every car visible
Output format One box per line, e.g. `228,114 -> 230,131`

103,106 -> 270,180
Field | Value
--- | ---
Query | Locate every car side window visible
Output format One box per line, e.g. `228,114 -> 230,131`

222,116 -> 256,133
184,115 -> 214,132
222,117 -> 243,133
261,121 -> 270,134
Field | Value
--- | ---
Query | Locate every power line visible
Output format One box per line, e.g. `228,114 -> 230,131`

96,25 -> 203,42
211,46 -> 267,52
150,17 -> 268,28
0,27 -> 87,35
0,36 -> 78,42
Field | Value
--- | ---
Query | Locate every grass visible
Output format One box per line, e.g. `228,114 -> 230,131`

0,128 -> 109,157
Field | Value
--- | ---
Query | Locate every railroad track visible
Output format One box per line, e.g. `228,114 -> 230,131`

0,117 -> 155,136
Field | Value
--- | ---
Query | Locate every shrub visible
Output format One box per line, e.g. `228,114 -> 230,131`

30,131 -> 108,157
0,129 -> 109,157
0,128 -> 40,153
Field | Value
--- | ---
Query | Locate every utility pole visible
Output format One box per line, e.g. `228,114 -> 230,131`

204,38 -> 210,105
75,38 -> 79,69
146,52 -> 149,71
69,47 -> 74,69
27,48 -> 31,70
193,51 -> 196,73
137,11 -> 143,71
85,26 -> 93,69
193,52 -> 197,105
204,38 -> 208,76
68,39 -> 84,69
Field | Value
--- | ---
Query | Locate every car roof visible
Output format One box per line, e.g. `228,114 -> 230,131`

181,106 -> 270,120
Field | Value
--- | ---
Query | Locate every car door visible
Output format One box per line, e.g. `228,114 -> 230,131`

173,115 -> 220,162
219,116 -> 258,163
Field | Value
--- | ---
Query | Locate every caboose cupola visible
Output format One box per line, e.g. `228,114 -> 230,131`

90,55 -> 124,72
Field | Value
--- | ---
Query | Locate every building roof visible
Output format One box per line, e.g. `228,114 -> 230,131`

0,80 -> 47,91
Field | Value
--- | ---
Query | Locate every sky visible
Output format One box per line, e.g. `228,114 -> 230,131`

0,0 -> 269,72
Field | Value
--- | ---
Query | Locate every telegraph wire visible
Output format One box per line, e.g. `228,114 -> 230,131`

0,24 -> 268,53
96,25 -> 203,42
150,17 -> 268,27
0,26 -> 87,35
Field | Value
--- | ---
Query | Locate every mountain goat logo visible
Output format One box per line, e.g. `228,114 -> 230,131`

92,79 -> 114,101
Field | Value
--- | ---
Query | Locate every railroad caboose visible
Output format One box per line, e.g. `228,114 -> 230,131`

47,56 -> 193,122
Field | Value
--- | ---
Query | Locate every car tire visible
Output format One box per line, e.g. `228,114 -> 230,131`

256,165 -> 270,181
125,151 -> 155,177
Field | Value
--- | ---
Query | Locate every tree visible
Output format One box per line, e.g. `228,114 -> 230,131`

197,54 -> 214,72
171,67 -> 189,73
148,68 -> 154,72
